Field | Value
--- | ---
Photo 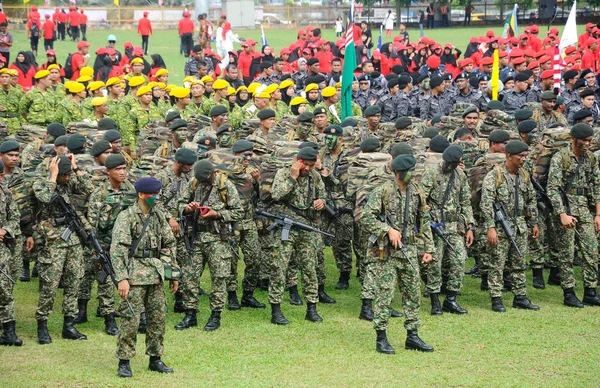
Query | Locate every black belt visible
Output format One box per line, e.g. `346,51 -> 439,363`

567,188 -> 591,196
133,249 -> 159,259
195,224 -> 216,234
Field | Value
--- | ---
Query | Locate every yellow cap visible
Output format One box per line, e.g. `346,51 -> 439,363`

8,69 -> 18,77
35,70 -> 51,79
190,79 -> 205,86
304,83 -> 318,93
264,83 -> 278,95
128,76 -> 146,87
183,76 -> 197,84
47,64 -> 60,71
155,68 -> 168,77
172,87 -> 191,99
165,84 -> 177,93
236,86 -> 248,93
147,81 -> 158,90
247,82 -> 261,94
67,82 -> 85,93
227,86 -> 236,96
213,79 -> 229,90
130,57 -> 144,66
136,85 -> 152,97
157,82 -> 166,89
76,75 -> 92,83
254,91 -> 271,99
335,81 -> 341,89
105,77 -> 120,87
290,96 -> 307,106
80,66 -> 94,77
201,76 -> 214,84
87,81 -> 105,91
0,69 -> 8,75
279,79 -> 295,89
91,97 -> 108,107
64,81 -> 75,90
321,86 -> 336,98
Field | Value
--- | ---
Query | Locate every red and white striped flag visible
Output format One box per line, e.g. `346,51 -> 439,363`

552,45 -> 565,93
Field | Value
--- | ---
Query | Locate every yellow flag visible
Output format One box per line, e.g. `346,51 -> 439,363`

114,0 -> 119,5
23,0 -> 30,4
491,50 -> 500,101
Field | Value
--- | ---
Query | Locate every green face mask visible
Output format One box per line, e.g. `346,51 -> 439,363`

144,195 -> 158,206
399,170 -> 413,183
219,134 -> 233,148
325,135 -> 339,150
298,124 -> 313,139
175,130 -> 188,143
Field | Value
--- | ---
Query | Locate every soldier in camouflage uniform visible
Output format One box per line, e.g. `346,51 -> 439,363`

0,69 -> 22,134
19,121 -> 66,173
153,119 -> 188,160
178,160 -> 243,331
192,104 -> 228,141
33,155 -> 94,344
112,177 -> 179,378
55,82 -> 85,127
547,123 -> 600,308
359,154 -> 434,354
125,85 -> 163,153
200,79 -> 229,116
532,91 -> 568,131
421,145 -> 475,315
481,140 -> 541,312
19,70 -> 57,126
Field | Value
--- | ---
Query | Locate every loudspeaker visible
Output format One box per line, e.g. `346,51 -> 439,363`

539,0 -> 556,19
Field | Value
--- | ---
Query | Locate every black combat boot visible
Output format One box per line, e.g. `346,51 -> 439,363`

62,316 -> 87,340
582,288 -> 600,306
104,313 -> 119,336
0,321 -> 23,346
318,284 -> 336,304
503,272 -> 512,292
532,268 -> 545,289
173,291 -> 185,313
547,267 -> 561,286
175,310 -> 198,330
270,303 -> 289,325
480,273 -> 489,291
204,310 -> 221,331
442,291 -> 468,314
31,262 -> 38,278
563,288 -> 584,308
138,312 -> 147,333
73,299 -> 88,325
440,276 -> 449,294
227,291 -> 241,311
375,330 -> 395,354
305,303 -> 323,322
465,262 -> 479,275
335,271 -> 350,290
288,285 -> 303,306
491,297 -> 506,312
241,290 -> 266,308
37,319 -> 51,344
96,305 -> 103,318
19,260 -> 30,282
198,286 -> 210,296
148,356 -> 174,373
513,295 -> 540,310
118,359 -> 133,378
405,330 -> 434,352
430,293 -> 442,316
359,299 -> 374,321
389,307 -> 403,318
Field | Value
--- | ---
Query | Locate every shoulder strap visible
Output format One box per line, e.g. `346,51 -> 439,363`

128,210 -> 152,258
494,164 -> 503,189
217,173 -> 228,204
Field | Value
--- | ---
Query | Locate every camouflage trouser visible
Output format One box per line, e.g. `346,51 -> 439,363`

287,235 -> 327,287
328,212 -> 354,274
427,229 -> 467,293
472,221 -> 491,274
78,248 -> 116,316
185,238 -> 231,312
360,231 -> 379,300
0,245 -> 16,323
488,229 -> 528,298
354,224 -> 369,280
259,230 -> 278,282
556,217 -> 598,289
227,226 -> 261,293
10,235 -> 23,279
36,242 -> 84,320
528,211 -> 560,269
372,246 -> 421,332
116,283 -> 166,360
269,228 -> 318,304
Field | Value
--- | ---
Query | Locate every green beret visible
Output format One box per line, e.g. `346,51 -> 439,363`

103,130 -> 121,142
429,135 -> 450,153
257,108 -> 276,120
505,140 -> 529,154
431,115 -> 442,124
395,117 -> 412,129
488,130 -> 510,143
97,118 -> 118,131
134,177 -> 162,193
517,120 -> 537,133
57,155 -> 72,175
232,140 -> 253,154
364,105 -> 381,117
0,140 -> 19,154
169,119 -> 188,131
540,91 -> 557,101
175,148 -> 198,165
391,154 -> 416,172
570,123 -> 594,138
47,123 -> 66,138
54,135 -> 69,147
90,140 -> 111,157
210,104 -> 228,117
66,134 -> 87,152
442,145 -> 463,163
462,106 -> 478,118
104,154 -> 126,169
297,146 -> 318,161
514,109 -> 533,121
299,141 -> 319,150
324,125 -> 343,136
194,160 -> 215,181
360,136 -> 381,152
313,106 -> 327,116
197,136 -> 216,148
165,110 -> 181,122
340,117 -> 358,127
555,95 -> 565,106
423,127 -> 439,139
486,100 -> 505,111
547,122 -> 565,129
297,112 -> 314,123
216,124 -> 233,136
390,143 -> 414,158
0,159 -> 3,173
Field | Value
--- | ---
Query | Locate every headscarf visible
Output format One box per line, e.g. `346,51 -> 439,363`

13,51 -> 32,75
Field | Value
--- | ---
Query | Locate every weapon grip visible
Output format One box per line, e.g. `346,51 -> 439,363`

281,224 -> 291,241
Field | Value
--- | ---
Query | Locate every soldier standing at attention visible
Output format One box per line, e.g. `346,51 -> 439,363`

19,70 -> 57,126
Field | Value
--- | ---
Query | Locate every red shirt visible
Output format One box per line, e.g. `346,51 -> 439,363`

68,11 -> 80,27
352,25 -> 362,45
315,50 -> 334,74
79,13 -> 88,24
39,62 -> 66,77
28,11 -> 40,21
282,61 -> 294,74
288,39 -> 306,53
528,35 -> 542,52
578,33 -> 590,48
8,63 -> 36,91
42,20 -> 55,40
26,20 -> 42,36
52,12 -> 61,23
178,18 -> 194,35
238,51 -> 254,78
138,17 -> 153,36
58,12 -> 68,23
581,49 -> 598,72
70,52 -> 85,80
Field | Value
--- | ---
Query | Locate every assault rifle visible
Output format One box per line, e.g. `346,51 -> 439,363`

256,209 -> 334,241
368,213 -> 417,270
493,202 -> 523,258
429,210 -> 458,255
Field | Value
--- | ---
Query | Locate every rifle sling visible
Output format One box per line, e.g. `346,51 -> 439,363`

128,213 -> 152,258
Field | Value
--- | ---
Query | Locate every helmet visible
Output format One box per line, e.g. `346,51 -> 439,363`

107,34 -> 117,42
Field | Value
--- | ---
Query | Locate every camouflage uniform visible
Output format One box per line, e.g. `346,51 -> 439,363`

111,202 -> 178,361
0,179 -> 21,324
19,88 -> 57,126
201,97 -> 229,116
0,88 -> 22,134
125,104 -> 163,151
55,98 -> 83,127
